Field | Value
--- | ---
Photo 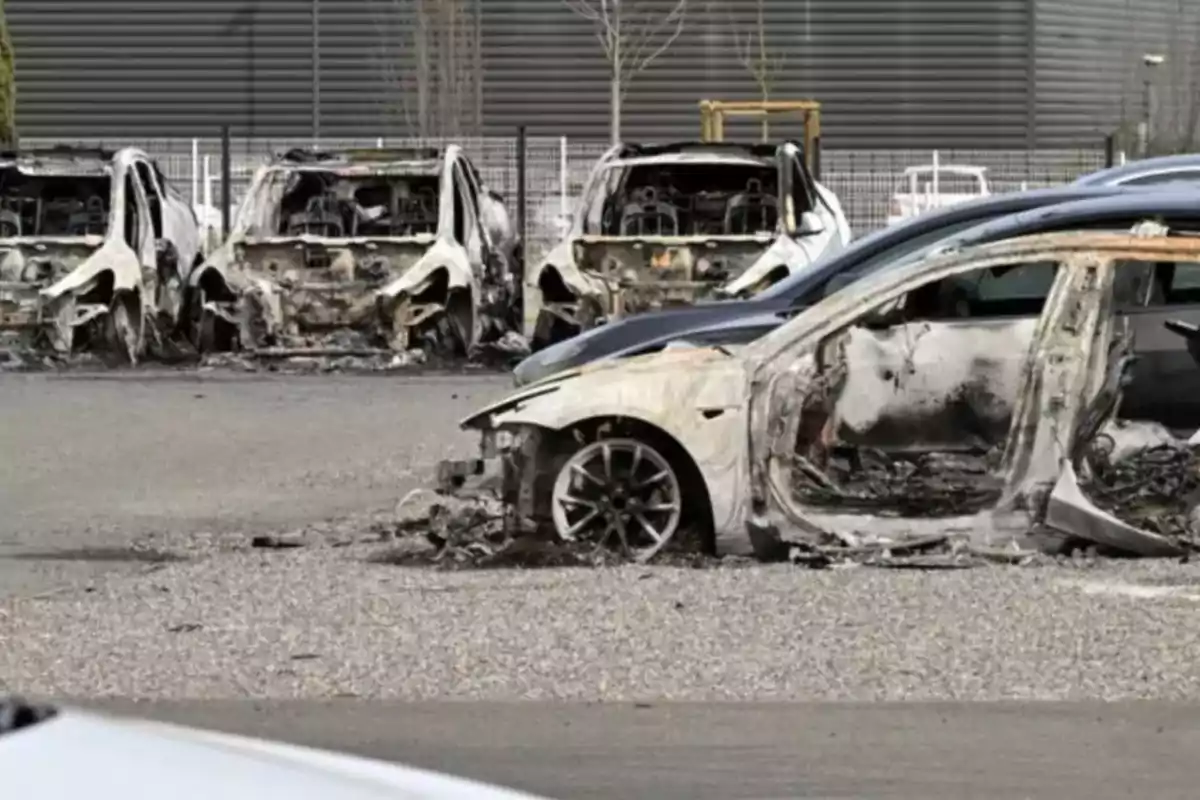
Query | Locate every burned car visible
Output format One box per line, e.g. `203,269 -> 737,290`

0,146 -> 202,364
441,232 -> 1200,563
186,146 -> 519,358
526,141 -> 850,350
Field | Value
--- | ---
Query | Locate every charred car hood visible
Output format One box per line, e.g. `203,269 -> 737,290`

1,708 -> 550,799
466,345 -> 744,428
512,296 -> 786,386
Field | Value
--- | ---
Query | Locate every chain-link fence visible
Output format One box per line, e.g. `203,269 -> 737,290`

19,136 -> 1115,264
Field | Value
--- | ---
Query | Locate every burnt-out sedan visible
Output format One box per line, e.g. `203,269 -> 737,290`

440,231 -> 1200,563
186,146 -> 519,359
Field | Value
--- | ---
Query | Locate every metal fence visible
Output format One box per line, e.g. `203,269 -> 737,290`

18,136 -> 1113,264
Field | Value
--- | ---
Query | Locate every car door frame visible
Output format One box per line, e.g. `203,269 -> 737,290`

117,161 -> 158,281
741,243 -> 1114,545
776,142 -> 797,237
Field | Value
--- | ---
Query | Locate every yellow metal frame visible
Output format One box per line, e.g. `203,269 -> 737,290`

699,99 -> 821,171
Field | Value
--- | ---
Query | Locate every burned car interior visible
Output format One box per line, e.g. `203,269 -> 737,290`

786,259 -> 1061,519
782,251 -> 1200,534
0,166 -> 110,238
586,161 -> 792,237
276,169 -> 442,239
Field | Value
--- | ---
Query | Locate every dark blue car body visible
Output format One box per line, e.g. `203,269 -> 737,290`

1073,153 -> 1200,188
513,185 -> 1130,385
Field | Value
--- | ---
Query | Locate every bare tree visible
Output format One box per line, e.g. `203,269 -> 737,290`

373,0 -> 483,139
563,0 -> 687,143
730,0 -> 784,140
0,0 -> 16,147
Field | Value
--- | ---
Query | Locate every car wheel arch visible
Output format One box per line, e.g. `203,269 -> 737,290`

386,266 -> 476,352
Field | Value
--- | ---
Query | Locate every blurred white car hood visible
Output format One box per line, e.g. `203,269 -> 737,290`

5,708 -> 551,799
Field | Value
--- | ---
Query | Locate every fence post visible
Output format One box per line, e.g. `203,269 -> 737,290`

376,137 -> 384,148
559,135 -> 569,216
220,125 -> 232,240
202,155 -> 213,254
190,138 -> 200,206
931,149 -> 940,199
1104,134 -> 1116,168
517,125 -> 527,271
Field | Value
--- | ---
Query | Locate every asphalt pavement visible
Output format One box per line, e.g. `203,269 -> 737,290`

79,699 -> 1200,799
0,368 -> 509,597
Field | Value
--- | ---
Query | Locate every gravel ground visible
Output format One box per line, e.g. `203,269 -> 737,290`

4,541 -> 1200,701
6,368 -> 1200,703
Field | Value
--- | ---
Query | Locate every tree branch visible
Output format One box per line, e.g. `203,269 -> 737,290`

621,0 -> 686,78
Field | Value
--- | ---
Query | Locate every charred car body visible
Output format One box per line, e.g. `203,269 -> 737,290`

526,141 -> 850,350
0,146 -> 202,364
441,232 -> 1200,563
186,146 -> 519,358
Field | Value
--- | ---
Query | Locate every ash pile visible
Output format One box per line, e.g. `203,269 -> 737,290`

199,330 -> 530,374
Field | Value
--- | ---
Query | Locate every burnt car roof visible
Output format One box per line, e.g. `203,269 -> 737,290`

275,146 -> 446,166
0,145 -> 122,175
944,188 -> 1200,250
0,144 -> 118,162
612,141 -> 793,161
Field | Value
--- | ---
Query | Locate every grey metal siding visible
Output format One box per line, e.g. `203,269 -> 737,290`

1033,0 -> 1191,147
10,0 -> 1030,147
482,0 -> 1031,147
8,0 -> 394,140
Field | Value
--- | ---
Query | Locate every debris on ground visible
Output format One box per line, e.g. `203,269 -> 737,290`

200,347 -> 429,374
0,347 -> 102,372
1082,441 -> 1200,549
250,534 -> 307,550
359,482 -> 721,570
195,331 -> 530,374
468,331 -> 531,369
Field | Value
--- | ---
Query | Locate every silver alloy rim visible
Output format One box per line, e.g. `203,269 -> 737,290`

550,437 -> 683,561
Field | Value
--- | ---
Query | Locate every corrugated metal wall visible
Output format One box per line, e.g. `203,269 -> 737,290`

1033,0 -> 1200,148
483,0 -> 1033,147
7,0 -> 389,139
9,0 -> 1174,148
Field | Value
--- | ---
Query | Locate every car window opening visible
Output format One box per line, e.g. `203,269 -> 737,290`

0,166 -> 111,237
584,161 -> 808,237
275,170 -> 441,238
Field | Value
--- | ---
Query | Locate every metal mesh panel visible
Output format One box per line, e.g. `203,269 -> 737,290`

16,137 -> 1110,263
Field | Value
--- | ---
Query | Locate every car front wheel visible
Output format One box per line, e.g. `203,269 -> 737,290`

550,436 -> 684,562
